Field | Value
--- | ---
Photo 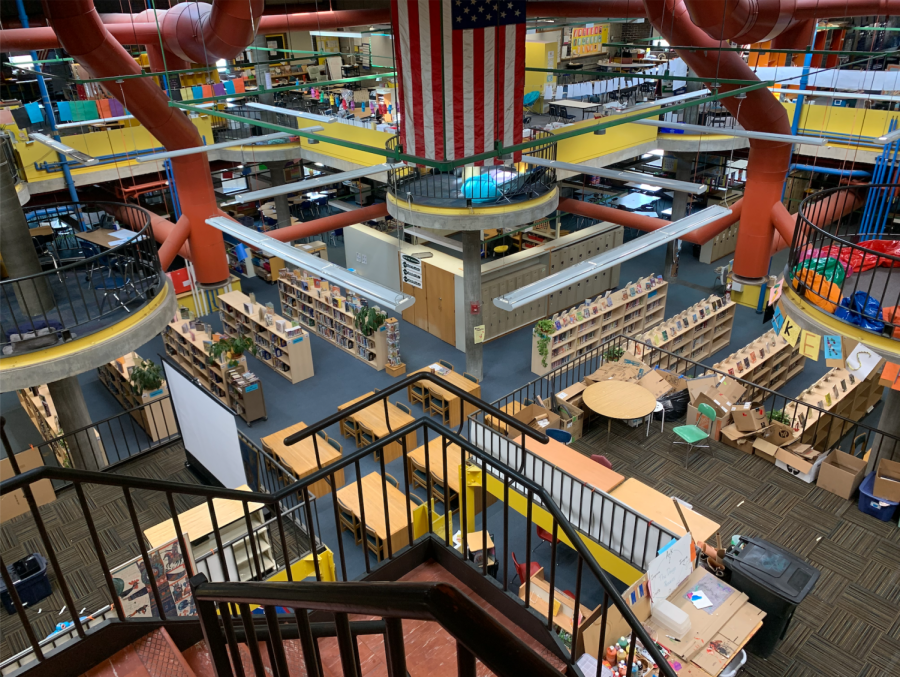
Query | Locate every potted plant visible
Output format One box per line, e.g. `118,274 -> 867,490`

354,306 -> 387,336
130,359 -> 164,397
208,337 -> 256,368
534,319 -> 555,368
603,346 -> 625,363
768,409 -> 791,425
208,339 -> 230,365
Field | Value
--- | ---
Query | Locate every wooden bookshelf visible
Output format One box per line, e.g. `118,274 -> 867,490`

225,244 -> 284,283
97,352 -> 178,442
629,295 -> 736,373
710,330 -> 806,402
781,361 -> 885,451
16,386 -> 105,468
531,275 -> 667,376
226,368 -> 267,426
217,290 -> 314,385
162,321 -> 247,409
277,269 -> 391,371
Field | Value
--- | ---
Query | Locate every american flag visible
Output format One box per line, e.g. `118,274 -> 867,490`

392,0 -> 526,165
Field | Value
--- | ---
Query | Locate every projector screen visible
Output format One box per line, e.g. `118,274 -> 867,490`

163,359 -> 246,489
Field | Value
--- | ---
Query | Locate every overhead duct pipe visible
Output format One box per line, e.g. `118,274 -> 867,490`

266,204 -> 390,244
43,0 -> 228,285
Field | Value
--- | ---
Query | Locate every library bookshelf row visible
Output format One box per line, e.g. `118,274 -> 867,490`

629,295 -> 736,374
15,385 -> 104,468
225,244 -> 285,283
217,290 -> 314,385
96,352 -> 178,442
532,275 -> 667,375
709,330 -> 806,402
277,268 -> 397,372
163,321 -> 248,409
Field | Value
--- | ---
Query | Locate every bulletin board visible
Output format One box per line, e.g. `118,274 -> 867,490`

570,25 -> 609,57
264,33 -> 286,57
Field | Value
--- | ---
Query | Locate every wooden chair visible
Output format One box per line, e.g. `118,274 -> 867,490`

365,525 -> 386,561
394,401 -> 412,416
358,422 -> 375,448
431,472 -> 459,513
340,416 -> 361,444
430,392 -> 451,426
327,438 -> 342,454
463,372 -> 478,384
337,497 -> 361,544
409,381 -> 430,409
438,360 -> 454,372
408,454 -> 429,490
384,473 -> 399,489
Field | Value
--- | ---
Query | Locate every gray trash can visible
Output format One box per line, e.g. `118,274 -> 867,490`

724,536 -> 819,657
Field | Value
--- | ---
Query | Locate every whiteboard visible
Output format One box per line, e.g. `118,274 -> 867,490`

326,56 -> 344,81
646,532 -> 693,602
163,360 -> 246,489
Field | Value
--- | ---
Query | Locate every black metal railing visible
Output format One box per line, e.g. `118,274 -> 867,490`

0,375 -> 677,677
385,132 -> 557,207
788,183 -> 900,337
496,331 -> 900,466
1,201 -> 165,354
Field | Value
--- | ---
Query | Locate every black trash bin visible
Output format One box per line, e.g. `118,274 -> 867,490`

724,536 -> 819,657
0,554 -> 51,615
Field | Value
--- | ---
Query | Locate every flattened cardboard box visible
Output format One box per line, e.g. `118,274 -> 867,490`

817,450 -> 867,499
586,362 -> 640,383
720,424 -> 756,452
759,420 -> 796,447
658,369 -> 689,393
730,403 -> 767,433
687,375 -> 719,403
752,438 -> 779,464
637,370 -> 672,399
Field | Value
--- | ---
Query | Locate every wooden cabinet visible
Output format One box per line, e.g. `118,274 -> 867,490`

425,263 -> 457,344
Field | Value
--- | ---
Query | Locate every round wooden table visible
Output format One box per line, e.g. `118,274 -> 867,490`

582,380 -> 659,448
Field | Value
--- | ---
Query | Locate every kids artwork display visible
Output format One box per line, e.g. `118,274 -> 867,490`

110,538 -> 196,618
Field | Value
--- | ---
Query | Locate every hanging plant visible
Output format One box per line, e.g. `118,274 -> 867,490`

534,319 -> 555,367
129,359 -> 163,396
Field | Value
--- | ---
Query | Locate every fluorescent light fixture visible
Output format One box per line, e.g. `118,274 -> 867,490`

29,133 -> 98,166
523,155 -> 708,195
493,206 -> 731,311
637,119 -> 828,146
404,227 -> 462,252
627,89 -> 710,112
648,149 -> 665,156
310,30 -> 363,38
135,131 -> 322,162
232,163 -> 405,203
878,129 -> 900,144
245,102 -> 338,124
205,217 -> 414,312
216,58 -> 227,72
57,114 -> 135,129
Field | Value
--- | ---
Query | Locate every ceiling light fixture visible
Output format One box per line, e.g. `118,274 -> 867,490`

245,102 -> 338,124
205,217 -> 415,312
636,119 -> 828,145
878,129 -> 900,144
522,155 -> 708,194
310,30 -> 363,38
29,133 -> 98,166
229,163 -> 405,203
493,206 -> 732,311
135,131 -> 322,162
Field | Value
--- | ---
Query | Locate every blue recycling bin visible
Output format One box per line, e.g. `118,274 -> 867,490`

0,554 -> 51,615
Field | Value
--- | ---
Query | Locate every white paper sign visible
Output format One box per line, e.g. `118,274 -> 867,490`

647,532 -> 693,602
845,342 -> 881,381
400,253 -> 423,289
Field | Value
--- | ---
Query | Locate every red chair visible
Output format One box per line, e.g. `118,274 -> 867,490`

510,552 -> 541,586
534,526 -> 558,553
591,454 -> 613,470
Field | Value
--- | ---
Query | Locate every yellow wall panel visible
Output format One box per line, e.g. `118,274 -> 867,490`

555,109 -> 659,165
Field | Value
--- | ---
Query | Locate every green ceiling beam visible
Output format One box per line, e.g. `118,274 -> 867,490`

172,71 -> 395,104
526,66 -> 760,86
603,42 -> 891,56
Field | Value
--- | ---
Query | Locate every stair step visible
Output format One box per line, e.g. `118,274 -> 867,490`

81,628 -> 195,677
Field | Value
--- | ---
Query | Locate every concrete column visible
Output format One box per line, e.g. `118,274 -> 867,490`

0,154 -> 55,317
871,387 -> 900,467
47,376 -> 106,471
663,152 -> 694,280
268,160 -> 292,228
462,231 -> 483,381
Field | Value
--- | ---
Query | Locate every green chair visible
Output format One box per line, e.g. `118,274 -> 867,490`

672,402 -> 715,468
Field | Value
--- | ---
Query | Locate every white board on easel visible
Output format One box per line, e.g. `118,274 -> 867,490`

646,532 -> 693,602
325,56 -> 344,81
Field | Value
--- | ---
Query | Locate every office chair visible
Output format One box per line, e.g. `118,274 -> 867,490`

510,552 -> 541,587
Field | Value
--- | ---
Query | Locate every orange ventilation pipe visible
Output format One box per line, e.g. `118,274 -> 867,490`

558,198 -> 743,246
268,204 -> 389,243
42,0 -> 232,284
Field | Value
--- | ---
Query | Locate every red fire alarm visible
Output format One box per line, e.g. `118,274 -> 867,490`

470,301 -> 482,314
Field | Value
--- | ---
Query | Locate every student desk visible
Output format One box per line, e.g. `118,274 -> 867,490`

519,568 -> 592,635
407,441 -> 466,495
515,435 -> 625,494
335,471 -> 417,558
407,365 -> 481,428
261,422 -> 344,497
338,392 -> 417,464
610,478 -> 719,542
75,229 -> 145,250
552,99 -> 603,119
484,401 -> 524,435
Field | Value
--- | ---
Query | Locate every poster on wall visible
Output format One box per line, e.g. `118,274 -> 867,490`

400,253 -> 423,289
110,537 -> 196,618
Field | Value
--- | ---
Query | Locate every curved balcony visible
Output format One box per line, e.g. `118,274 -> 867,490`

1,202 -> 172,379
786,183 -> 900,343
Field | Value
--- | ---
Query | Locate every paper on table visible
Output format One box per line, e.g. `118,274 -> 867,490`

647,532 -> 693,602
689,590 -> 713,610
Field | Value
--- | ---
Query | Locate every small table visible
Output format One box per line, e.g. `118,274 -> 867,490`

582,380 -> 658,447
407,365 -> 481,428
338,393 -> 417,464
551,99 -> 603,120
335,472 -> 417,558
260,421 -> 345,497
75,229 -> 146,250
456,531 -> 497,577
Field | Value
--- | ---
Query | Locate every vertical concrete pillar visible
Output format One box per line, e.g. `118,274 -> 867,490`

268,160 -> 291,228
871,388 -> 900,467
663,153 -> 695,280
462,231 -> 483,381
0,154 -> 55,317
47,376 -> 106,471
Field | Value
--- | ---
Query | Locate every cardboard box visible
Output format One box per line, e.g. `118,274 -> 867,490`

873,458 -> 900,502
554,381 -> 588,409
512,404 -> 560,433
658,369 -> 688,393
730,403 -> 767,433
687,375 -> 719,402
586,362 -> 640,383
775,447 -> 827,483
817,450 -> 867,499
693,378 -> 746,420
553,398 -> 584,441
687,403 -> 724,442
752,438 -> 779,464
637,370 -> 672,399
759,421 -> 796,447
0,447 -> 56,523
720,424 -> 756,453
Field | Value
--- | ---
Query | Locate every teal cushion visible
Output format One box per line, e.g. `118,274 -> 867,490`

673,425 -> 709,444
